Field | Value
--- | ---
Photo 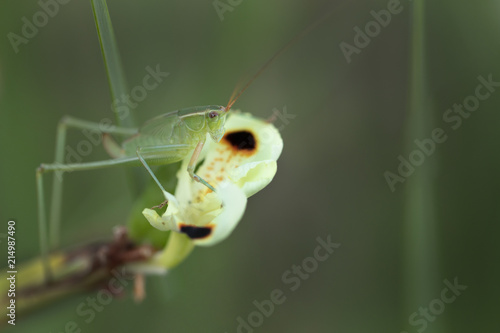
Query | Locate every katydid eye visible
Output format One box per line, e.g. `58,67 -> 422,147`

209,111 -> 218,119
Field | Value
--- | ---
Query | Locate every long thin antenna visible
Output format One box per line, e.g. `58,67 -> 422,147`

225,3 -> 342,111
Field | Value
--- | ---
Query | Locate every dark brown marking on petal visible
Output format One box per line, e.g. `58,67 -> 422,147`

179,224 -> 213,239
223,130 -> 257,154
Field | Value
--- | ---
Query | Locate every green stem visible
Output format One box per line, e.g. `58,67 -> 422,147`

1,232 -> 160,324
404,2 -> 443,332
1,251 -> 100,324
156,232 -> 194,269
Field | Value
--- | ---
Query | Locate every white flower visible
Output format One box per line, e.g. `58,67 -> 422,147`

142,111 -> 283,251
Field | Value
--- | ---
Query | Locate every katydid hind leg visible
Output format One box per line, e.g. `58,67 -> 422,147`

37,156 -> 143,281
38,117 -> 137,282
36,167 -> 53,283
48,116 -> 138,251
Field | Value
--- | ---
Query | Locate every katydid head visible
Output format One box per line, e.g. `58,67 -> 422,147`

206,106 -> 227,142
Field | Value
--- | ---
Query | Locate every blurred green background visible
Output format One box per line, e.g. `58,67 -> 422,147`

1,0 -> 499,332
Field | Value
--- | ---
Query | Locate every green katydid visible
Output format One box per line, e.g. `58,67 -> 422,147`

36,104 -> 236,281
35,4 -> 337,281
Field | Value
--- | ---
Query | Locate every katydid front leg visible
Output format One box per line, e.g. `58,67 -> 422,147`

136,141 -> 216,203
187,139 -> 216,193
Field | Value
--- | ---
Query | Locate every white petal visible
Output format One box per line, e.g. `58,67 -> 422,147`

218,111 -> 284,162
188,111 -> 283,200
142,208 -> 169,231
229,160 -> 278,197
142,190 -> 180,231
191,181 -> 247,246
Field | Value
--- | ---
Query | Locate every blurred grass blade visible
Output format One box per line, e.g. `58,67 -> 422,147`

404,1 -> 443,332
91,0 -> 135,128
